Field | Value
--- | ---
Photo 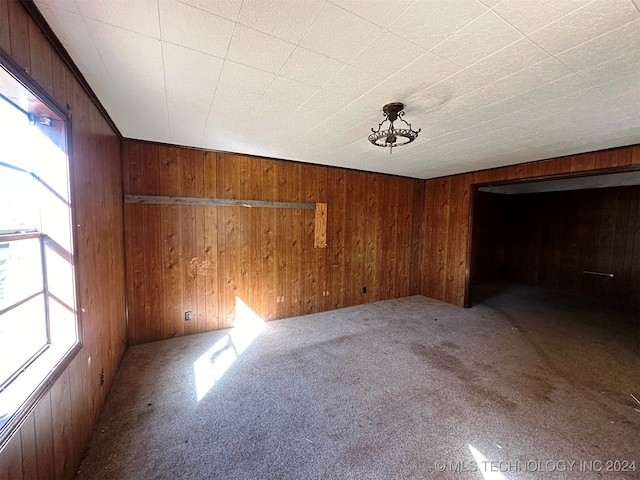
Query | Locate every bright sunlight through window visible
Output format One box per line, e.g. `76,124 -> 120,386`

0,61 -> 79,440
194,297 -> 265,401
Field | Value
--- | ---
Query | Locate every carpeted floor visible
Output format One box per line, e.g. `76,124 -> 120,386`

76,284 -> 639,479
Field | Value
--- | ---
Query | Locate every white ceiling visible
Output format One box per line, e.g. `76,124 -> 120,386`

35,0 -> 640,179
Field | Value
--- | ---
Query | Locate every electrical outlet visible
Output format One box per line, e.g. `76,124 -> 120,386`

185,311 -> 193,321
362,286 -> 367,294
100,369 -> 105,386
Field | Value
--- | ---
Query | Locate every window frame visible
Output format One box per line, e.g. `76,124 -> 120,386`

0,233 -> 50,392
0,49 -> 83,449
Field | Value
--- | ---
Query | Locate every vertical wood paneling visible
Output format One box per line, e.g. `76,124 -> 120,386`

19,413 -> 37,479
423,145 -> 639,307
328,168 -> 346,309
289,165 -> 301,313
629,190 -> 640,305
0,430 -> 22,479
141,145 -> 162,343
353,172 -> 367,303
160,147 -> 184,338
470,192 -> 508,286
181,149 -> 198,336
121,144 -> 639,347
50,54 -> 66,107
122,142 -> 423,344
261,159 -> 277,320
219,155 -> 241,326
27,20 -> 52,96
275,162 -> 289,318
366,174 -> 381,301
502,187 -> 639,306
0,2 -> 126,479
409,180 -> 425,295
50,367 -> 75,479
248,157 -> 263,318
444,176 -> 459,304
0,0 -> 10,53
32,392 -> 55,478
7,0 -> 30,72
384,176 -> 399,299
203,151 -> 219,332
301,164 -> 321,314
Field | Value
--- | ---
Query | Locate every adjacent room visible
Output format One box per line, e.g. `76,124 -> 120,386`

0,0 -> 638,478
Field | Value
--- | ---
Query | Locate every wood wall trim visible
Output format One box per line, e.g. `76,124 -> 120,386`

314,203 -> 327,248
125,194 -> 316,210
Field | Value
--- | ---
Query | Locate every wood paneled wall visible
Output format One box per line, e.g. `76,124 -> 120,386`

505,186 -> 639,306
469,191 -> 509,286
123,141 -> 425,345
421,144 -> 640,307
469,187 -> 639,307
0,1 -> 126,478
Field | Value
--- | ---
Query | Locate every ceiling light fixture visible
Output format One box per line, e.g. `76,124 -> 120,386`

368,102 -> 420,154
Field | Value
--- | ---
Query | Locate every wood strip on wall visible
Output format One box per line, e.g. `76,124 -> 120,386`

314,203 -> 327,248
125,195 -> 316,209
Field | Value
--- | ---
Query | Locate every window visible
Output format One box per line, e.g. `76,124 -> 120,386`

0,55 -> 80,442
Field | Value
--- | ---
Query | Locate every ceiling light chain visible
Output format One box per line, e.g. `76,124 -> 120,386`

368,102 -> 420,154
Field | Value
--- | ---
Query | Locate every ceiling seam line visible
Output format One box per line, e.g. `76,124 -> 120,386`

157,0 -> 171,141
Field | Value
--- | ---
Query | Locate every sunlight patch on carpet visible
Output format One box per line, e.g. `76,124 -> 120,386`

468,444 -> 510,480
194,297 -> 265,401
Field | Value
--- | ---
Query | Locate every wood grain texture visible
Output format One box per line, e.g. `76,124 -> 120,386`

0,0 -> 10,54
123,141 -> 425,344
314,203 -> 327,248
0,2 -> 126,478
502,186 -> 639,307
0,429 -> 22,479
125,194 -> 315,209
424,145 -> 640,307
19,413 -> 37,479
469,192 -> 509,286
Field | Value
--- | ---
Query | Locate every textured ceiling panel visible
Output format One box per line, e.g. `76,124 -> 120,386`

34,0 -> 640,179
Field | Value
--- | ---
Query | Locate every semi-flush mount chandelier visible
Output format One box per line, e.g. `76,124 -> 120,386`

368,102 -> 420,154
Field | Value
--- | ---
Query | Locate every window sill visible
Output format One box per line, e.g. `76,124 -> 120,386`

0,340 -> 81,449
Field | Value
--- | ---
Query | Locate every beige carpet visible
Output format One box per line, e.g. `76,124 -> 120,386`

76,284 -> 639,479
